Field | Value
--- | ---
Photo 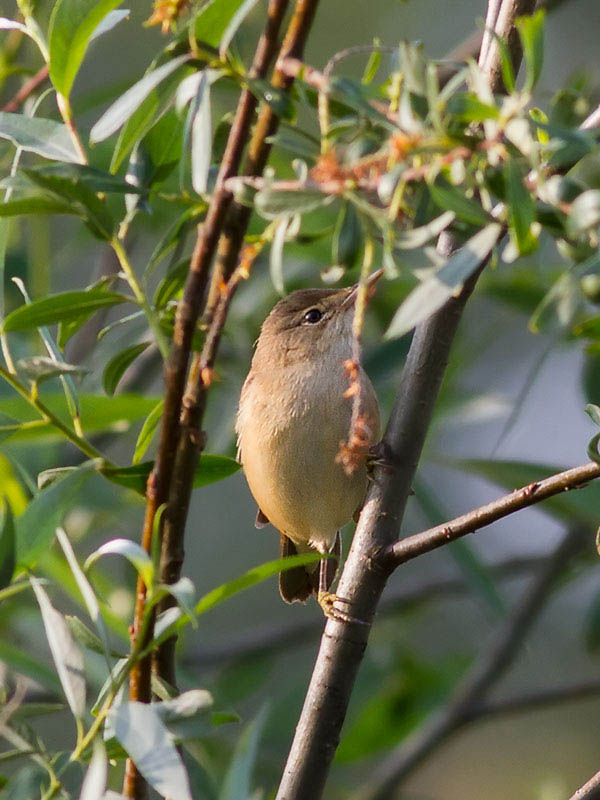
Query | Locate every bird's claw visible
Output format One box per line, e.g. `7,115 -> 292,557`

317,591 -> 368,625
366,441 -> 396,477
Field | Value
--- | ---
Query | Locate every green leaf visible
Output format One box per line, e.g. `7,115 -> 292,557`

0,499 -> 15,591
90,54 -> 190,144
586,404 -> 600,427
567,190 -> 600,237
66,615 -> 122,658
0,640 -> 61,694
0,113 -> 80,163
452,458 -> 600,526
85,538 -> 154,590
154,260 -> 189,309
189,72 -> 212,195
395,210 -> 455,250
255,187 -> 333,219
0,196 -> 77,217
505,160 -> 537,256
218,707 -> 267,800
31,577 -> 86,719
102,342 -> 149,395
109,702 -> 192,800
3,289 -> 128,332
16,465 -> 95,568
429,179 -> 493,227
0,393 -> 160,444
446,92 -> 499,122
195,0 -> 247,47
153,689 -> 214,742
218,0 -> 259,58
516,9 -> 545,93
332,201 -> 361,268
48,0 -> 125,98
385,223 -> 502,339
133,400 -> 164,464
26,163 -> 137,194
269,218 -> 288,296
99,454 -> 241,494
24,166 -> 114,240
16,356 -> 87,384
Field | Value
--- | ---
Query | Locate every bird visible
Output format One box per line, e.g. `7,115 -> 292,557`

235,272 -> 381,617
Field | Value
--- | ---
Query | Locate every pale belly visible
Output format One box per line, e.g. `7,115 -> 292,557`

238,375 -> 375,554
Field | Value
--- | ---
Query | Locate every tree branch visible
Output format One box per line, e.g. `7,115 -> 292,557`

1,64 -> 49,112
275,2 -> 535,797
569,770 -> 600,800
124,2 -> 294,796
357,527 -> 585,800
379,461 -> 600,570
153,0 -> 323,689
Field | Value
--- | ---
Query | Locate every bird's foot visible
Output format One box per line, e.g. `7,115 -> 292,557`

317,591 -> 368,625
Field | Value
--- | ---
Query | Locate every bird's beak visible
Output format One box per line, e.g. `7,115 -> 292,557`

341,268 -> 384,308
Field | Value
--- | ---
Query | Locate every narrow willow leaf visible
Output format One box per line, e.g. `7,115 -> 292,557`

16,356 -> 87,383
516,9 -> 545,93
395,210 -> 455,250
3,289 -> 128,332
26,163 -> 137,194
429,179 -> 493,227
190,74 -> 212,195
109,702 -> 192,800
17,465 -> 95,568
0,499 -> 15,591
218,707 -> 267,800
567,190 -> 600,236
90,54 -> 190,143
385,223 -> 502,339
332,202 -> 361,268
99,454 -> 241,494
156,577 -> 197,626
218,0 -> 260,58
102,342 -> 149,395
153,689 -> 213,742
48,0 -> 125,98
89,9 -> 130,41
85,538 -> 154,590
153,261 -> 189,309
0,19 -> 29,35
31,577 -> 86,719
586,403 -> 600,427
0,196 -> 77,217
255,187 -> 332,219
79,739 -> 107,800
0,113 -> 80,163
56,527 -> 111,659
195,0 -> 247,47
270,218 -> 288,296
133,400 -> 164,464
505,159 -> 537,255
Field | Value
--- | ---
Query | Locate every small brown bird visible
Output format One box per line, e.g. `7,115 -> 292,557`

235,274 -> 380,614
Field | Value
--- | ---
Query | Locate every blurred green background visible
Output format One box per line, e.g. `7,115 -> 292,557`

2,0 -> 600,798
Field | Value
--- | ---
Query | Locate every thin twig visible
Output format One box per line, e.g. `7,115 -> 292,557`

465,680 -> 600,723
1,64 -> 49,112
153,0 -> 322,688
357,528 -> 585,800
379,461 -> 600,570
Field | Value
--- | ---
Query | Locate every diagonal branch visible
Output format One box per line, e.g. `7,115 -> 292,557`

356,527 -> 585,800
275,2 -> 536,797
379,460 -> 600,570
569,770 -> 600,800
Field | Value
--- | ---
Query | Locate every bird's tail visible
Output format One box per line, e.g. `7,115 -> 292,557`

279,532 -> 341,604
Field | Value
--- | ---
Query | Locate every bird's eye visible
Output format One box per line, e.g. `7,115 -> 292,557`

302,308 -> 323,324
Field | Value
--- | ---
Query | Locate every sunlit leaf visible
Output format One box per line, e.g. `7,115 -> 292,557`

189,72 -> 212,195
385,223 -> 502,339
505,160 -> 537,255
109,702 -> 192,800
0,113 -> 80,163
218,0 -> 259,58
269,218 -> 288,296
78,739 -> 107,800
49,0 -> 125,98
31,577 -> 86,719
85,538 -> 154,590
90,54 -> 190,144
3,289 -> 128,332
567,190 -> 600,237
99,454 -> 241,494
516,9 -> 545,93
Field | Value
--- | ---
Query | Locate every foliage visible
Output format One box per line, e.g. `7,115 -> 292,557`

0,1 -> 598,799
